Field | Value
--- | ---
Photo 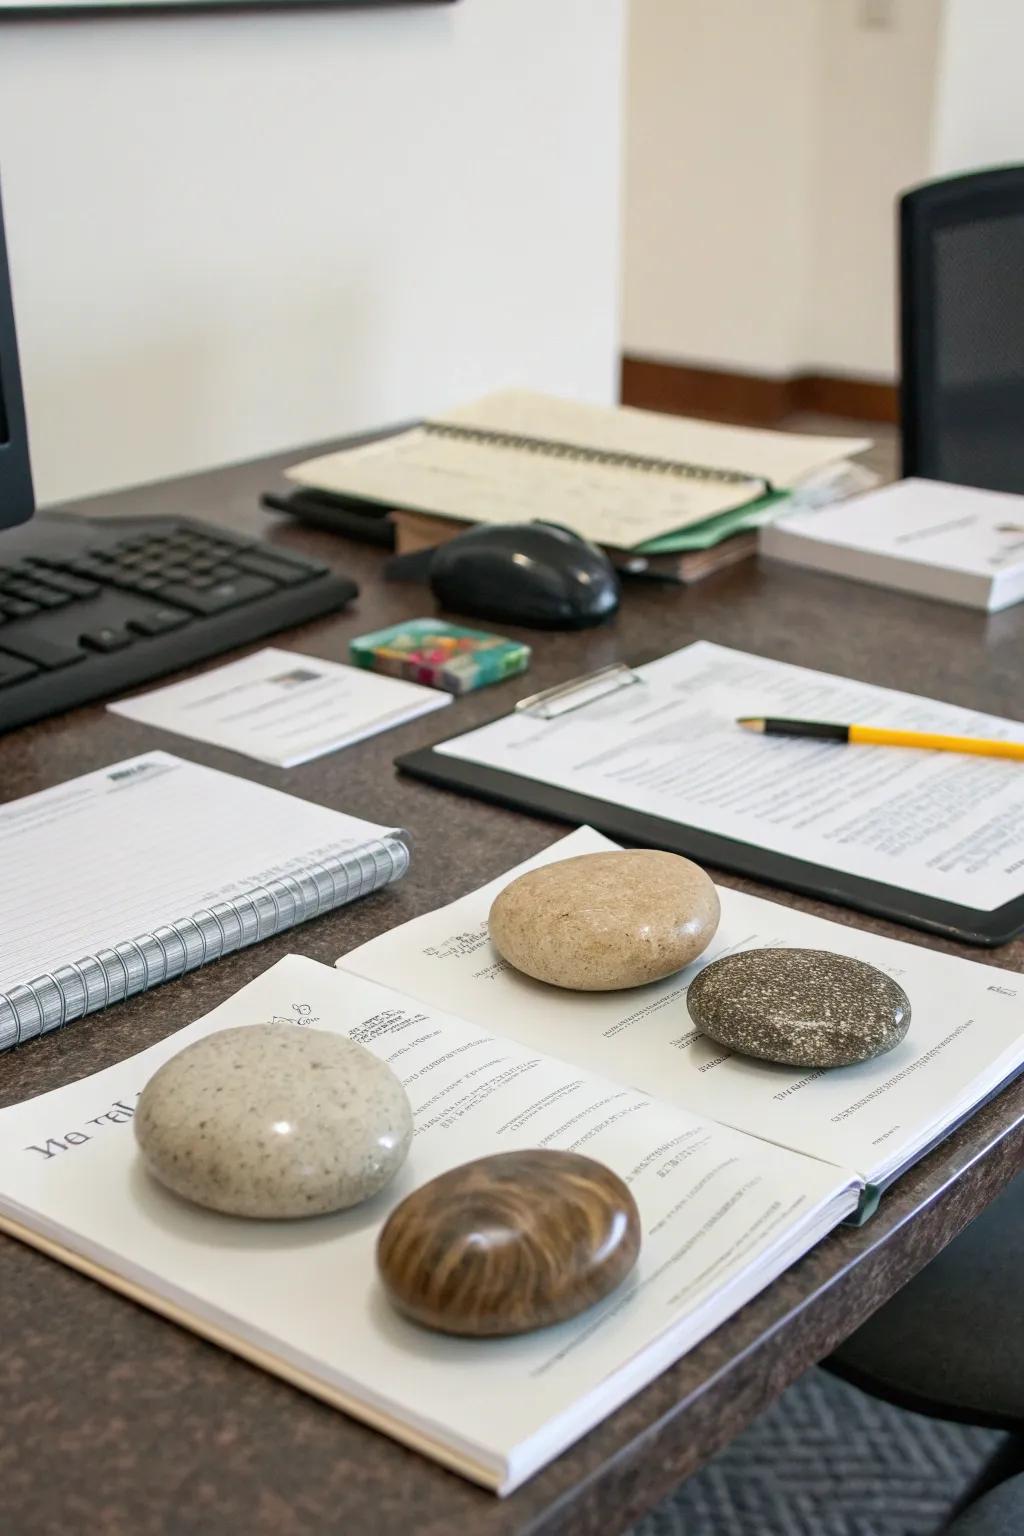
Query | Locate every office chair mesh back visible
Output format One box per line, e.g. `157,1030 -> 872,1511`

900,166 -> 1024,493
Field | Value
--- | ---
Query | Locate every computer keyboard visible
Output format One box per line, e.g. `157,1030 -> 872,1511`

0,512 -> 358,733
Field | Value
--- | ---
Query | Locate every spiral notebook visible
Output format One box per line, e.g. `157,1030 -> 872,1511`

0,751 -> 408,1052
285,389 -> 869,551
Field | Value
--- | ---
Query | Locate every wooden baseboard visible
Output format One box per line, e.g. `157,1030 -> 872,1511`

790,372 -> 899,423
620,355 -> 899,427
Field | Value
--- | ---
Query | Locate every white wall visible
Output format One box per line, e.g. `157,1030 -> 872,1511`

803,0 -> 942,378
0,0 -> 624,504
623,0 -> 942,382
932,0 -> 1024,175
623,0 -> 821,377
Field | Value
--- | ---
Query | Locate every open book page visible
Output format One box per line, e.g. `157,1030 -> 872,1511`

0,955 -> 856,1494
0,752 -> 398,996
286,428 -> 761,550
340,829 -> 1024,1189
434,641 -> 1024,912
435,390 -> 871,490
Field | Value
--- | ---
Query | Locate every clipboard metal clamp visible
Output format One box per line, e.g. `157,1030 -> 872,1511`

515,662 -> 644,721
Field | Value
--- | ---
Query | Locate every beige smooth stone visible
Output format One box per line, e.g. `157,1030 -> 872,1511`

488,849 -> 720,991
135,1024 -> 413,1218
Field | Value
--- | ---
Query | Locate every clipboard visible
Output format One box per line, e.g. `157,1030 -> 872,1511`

397,664 -> 1024,949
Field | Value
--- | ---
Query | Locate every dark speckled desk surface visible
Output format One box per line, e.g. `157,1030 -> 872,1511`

2,439 -> 1023,1536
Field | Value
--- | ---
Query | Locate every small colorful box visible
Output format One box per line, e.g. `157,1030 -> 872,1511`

349,619 -> 531,695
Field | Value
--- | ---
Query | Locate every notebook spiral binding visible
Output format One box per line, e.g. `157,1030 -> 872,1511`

423,421 -> 755,487
0,834 -> 409,1053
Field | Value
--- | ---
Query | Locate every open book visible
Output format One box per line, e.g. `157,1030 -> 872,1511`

285,389 -> 869,551
1,828 -> 1020,1495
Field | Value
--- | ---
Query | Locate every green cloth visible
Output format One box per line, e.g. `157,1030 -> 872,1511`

634,491 -> 790,554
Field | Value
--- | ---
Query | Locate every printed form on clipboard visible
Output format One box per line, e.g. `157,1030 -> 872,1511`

397,641 -> 1024,943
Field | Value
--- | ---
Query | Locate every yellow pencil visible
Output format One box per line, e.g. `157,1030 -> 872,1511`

736,716 -> 1024,762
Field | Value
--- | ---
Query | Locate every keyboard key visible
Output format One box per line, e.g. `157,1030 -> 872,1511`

258,547 -> 328,574
6,580 -> 71,609
64,558 -> 115,582
2,633 -> 85,669
34,570 -> 101,600
160,564 -> 193,583
79,626 -> 135,653
0,650 -> 39,687
0,597 -> 39,618
234,551 -> 318,586
126,607 -> 191,637
99,568 -> 161,594
159,574 -> 276,614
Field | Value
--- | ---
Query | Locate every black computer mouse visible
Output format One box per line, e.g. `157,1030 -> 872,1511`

429,521 -> 620,630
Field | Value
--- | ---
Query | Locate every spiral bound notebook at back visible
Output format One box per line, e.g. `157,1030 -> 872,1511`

285,389 -> 870,551
0,751 -> 408,1052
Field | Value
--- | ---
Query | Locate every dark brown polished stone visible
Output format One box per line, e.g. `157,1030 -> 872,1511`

1,432 -> 1024,1535
377,1150 -> 642,1336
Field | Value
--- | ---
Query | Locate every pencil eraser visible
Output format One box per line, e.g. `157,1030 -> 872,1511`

349,619 -> 531,695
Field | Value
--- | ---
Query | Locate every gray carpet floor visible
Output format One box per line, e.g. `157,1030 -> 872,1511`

630,1367 -> 1006,1536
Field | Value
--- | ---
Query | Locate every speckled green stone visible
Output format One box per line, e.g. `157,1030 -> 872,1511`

686,948 -> 911,1068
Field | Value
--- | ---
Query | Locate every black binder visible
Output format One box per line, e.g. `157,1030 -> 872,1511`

398,664 -> 1024,949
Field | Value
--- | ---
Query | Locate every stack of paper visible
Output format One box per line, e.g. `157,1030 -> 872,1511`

761,477 -> 1024,610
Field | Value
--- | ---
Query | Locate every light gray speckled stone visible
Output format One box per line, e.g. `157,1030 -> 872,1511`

488,849 -> 720,992
135,1024 -> 413,1218
686,947 -> 911,1068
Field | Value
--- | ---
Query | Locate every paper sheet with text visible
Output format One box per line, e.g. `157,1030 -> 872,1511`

109,648 -> 449,766
435,642 -> 1024,912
